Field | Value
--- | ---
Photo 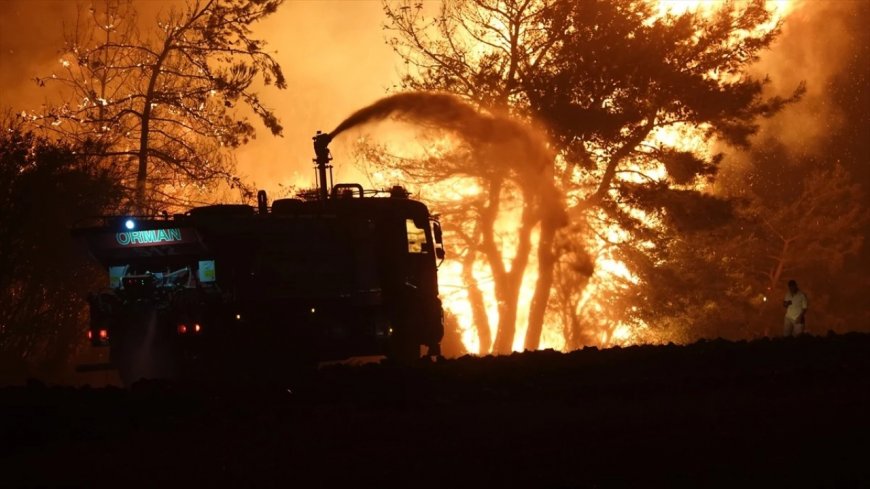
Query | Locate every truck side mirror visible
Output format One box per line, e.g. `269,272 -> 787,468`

433,221 -> 443,244
435,247 -> 445,260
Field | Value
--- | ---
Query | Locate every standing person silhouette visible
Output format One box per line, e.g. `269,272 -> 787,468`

783,279 -> 808,336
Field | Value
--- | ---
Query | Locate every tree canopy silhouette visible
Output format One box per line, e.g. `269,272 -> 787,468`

382,0 -> 802,352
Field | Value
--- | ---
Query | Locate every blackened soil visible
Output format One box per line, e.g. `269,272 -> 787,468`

2,334 -> 869,488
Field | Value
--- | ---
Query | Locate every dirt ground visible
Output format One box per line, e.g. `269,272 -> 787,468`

2,333 -> 869,488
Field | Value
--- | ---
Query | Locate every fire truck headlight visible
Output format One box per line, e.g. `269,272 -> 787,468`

124,218 -> 135,230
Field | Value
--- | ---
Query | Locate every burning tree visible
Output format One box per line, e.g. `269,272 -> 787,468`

381,0 -> 802,352
32,0 -> 285,211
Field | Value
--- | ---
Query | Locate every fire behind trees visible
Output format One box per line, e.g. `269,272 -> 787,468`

371,0 -> 808,353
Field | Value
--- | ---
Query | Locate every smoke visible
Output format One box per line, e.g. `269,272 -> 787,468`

706,0 -> 869,206
720,0 -> 864,174
754,1 -> 857,149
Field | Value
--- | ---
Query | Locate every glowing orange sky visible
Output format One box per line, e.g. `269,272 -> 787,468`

0,0 -> 863,197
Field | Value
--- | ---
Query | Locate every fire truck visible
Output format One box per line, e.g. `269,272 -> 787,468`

74,132 -> 445,384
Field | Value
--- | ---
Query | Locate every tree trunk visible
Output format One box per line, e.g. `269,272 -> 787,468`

135,76 -> 156,212
134,91 -> 155,212
135,143 -> 149,212
524,154 -> 567,351
135,36 -> 174,212
490,198 -> 536,354
524,219 -> 557,350
491,276 -> 522,354
568,313 -> 583,350
462,252 -> 492,354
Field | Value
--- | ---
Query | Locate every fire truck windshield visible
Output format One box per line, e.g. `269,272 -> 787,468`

109,264 -> 201,289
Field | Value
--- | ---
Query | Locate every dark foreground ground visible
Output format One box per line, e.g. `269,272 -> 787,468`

2,334 -> 869,488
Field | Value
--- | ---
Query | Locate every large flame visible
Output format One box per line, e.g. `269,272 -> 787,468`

362,0 -> 796,355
